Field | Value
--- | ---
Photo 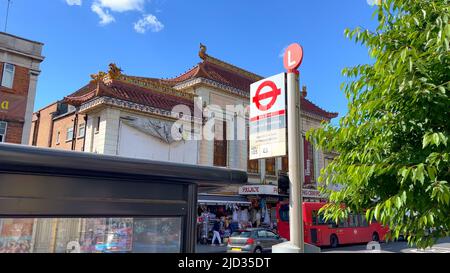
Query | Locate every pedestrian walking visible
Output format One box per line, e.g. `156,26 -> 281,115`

211,220 -> 223,246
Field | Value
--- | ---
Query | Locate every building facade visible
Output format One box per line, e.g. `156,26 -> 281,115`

30,45 -> 337,235
0,32 -> 44,144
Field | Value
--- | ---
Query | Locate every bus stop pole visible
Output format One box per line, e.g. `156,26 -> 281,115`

287,71 -> 304,252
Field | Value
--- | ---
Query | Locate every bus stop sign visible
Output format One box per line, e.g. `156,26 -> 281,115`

249,73 -> 287,160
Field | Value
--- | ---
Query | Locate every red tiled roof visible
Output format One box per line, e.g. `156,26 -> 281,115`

301,97 -> 338,119
160,58 -> 338,120
63,80 -> 194,112
63,53 -> 337,120
162,61 -> 258,93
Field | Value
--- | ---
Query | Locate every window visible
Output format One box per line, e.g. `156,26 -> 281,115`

1,63 -> 15,89
0,217 -> 182,253
279,205 -> 289,222
78,124 -> 85,139
265,158 -> 275,175
214,120 -> 227,167
304,137 -> 315,185
266,231 -> 278,239
95,117 -> 101,133
248,159 -> 259,174
360,215 -> 368,227
0,121 -> 7,142
281,156 -> 288,173
247,127 -> 259,173
66,127 -> 74,142
257,230 -> 266,238
56,131 -> 61,145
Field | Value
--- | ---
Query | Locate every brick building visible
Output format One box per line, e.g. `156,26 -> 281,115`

0,32 -> 44,144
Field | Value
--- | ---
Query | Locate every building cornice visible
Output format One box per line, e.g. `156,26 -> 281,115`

174,77 -> 249,99
79,96 -> 201,124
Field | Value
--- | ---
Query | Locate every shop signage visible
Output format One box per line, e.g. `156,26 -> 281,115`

239,185 -> 279,196
283,43 -> 304,72
0,92 -> 27,121
249,73 -> 287,160
302,189 -> 322,198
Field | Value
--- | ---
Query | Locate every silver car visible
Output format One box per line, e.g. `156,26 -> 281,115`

227,228 -> 286,253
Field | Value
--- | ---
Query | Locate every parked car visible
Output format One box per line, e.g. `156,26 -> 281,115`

227,228 -> 286,253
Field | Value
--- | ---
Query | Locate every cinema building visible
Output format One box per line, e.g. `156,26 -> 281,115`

0,32 -> 44,144
30,45 -> 337,236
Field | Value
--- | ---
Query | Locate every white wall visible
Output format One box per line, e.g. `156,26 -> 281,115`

118,122 -> 198,164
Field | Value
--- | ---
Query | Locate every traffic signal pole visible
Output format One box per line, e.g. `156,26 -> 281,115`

287,71 -> 304,252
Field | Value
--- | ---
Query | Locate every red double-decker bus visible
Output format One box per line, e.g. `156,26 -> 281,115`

276,202 -> 388,248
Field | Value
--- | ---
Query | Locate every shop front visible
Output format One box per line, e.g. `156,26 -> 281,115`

238,185 -> 283,233
196,194 -> 251,245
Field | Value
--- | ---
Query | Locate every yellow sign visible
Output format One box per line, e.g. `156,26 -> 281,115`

1,100 -> 9,110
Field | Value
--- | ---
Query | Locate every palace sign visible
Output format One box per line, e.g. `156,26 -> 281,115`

239,185 -> 279,196
249,73 -> 287,160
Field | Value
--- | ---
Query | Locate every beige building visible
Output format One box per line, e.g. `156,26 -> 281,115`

30,45 -> 337,216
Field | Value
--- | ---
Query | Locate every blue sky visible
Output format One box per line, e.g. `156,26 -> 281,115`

1,0 -> 379,122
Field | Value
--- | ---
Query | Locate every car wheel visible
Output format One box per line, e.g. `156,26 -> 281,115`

330,235 -> 339,248
254,247 -> 262,253
372,232 -> 380,242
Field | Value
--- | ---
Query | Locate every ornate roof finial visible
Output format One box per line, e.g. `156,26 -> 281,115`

108,63 -> 123,79
302,85 -> 307,98
90,71 -> 107,83
199,43 -> 207,60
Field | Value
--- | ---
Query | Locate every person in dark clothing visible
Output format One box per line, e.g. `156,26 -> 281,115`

211,220 -> 222,246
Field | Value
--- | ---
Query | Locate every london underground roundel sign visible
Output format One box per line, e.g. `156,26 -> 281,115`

283,43 -> 304,71
252,80 -> 281,111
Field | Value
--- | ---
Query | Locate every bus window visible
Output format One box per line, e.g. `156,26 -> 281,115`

279,205 -> 289,222
359,215 -> 368,227
312,210 -> 318,225
348,214 -> 355,227
339,218 -> 348,228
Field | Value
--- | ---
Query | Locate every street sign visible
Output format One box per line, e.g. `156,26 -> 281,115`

249,73 -> 287,160
283,43 -> 304,72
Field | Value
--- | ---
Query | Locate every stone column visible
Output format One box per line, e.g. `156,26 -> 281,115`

21,71 -> 39,145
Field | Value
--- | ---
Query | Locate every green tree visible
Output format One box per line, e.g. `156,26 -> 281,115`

307,0 -> 450,248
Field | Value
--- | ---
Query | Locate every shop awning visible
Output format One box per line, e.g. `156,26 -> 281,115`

198,194 -> 251,206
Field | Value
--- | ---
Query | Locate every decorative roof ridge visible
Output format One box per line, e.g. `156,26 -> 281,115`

202,54 -> 263,81
198,43 -> 263,81
116,75 -> 196,100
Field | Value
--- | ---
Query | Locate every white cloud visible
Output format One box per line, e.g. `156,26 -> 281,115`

134,14 -> 164,33
91,3 -> 115,25
66,0 -> 164,33
279,46 -> 288,58
96,0 -> 145,12
66,0 -> 82,5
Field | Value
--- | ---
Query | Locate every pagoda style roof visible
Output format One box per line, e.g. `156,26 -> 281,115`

62,47 -> 338,121
63,75 -> 194,113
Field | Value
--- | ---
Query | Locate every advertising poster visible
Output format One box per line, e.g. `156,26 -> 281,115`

104,218 -> 133,252
79,218 -> 107,253
0,219 -> 34,253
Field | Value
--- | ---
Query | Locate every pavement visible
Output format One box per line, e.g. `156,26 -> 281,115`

196,244 -> 228,253
322,237 -> 450,253
195,237 -> 450,253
